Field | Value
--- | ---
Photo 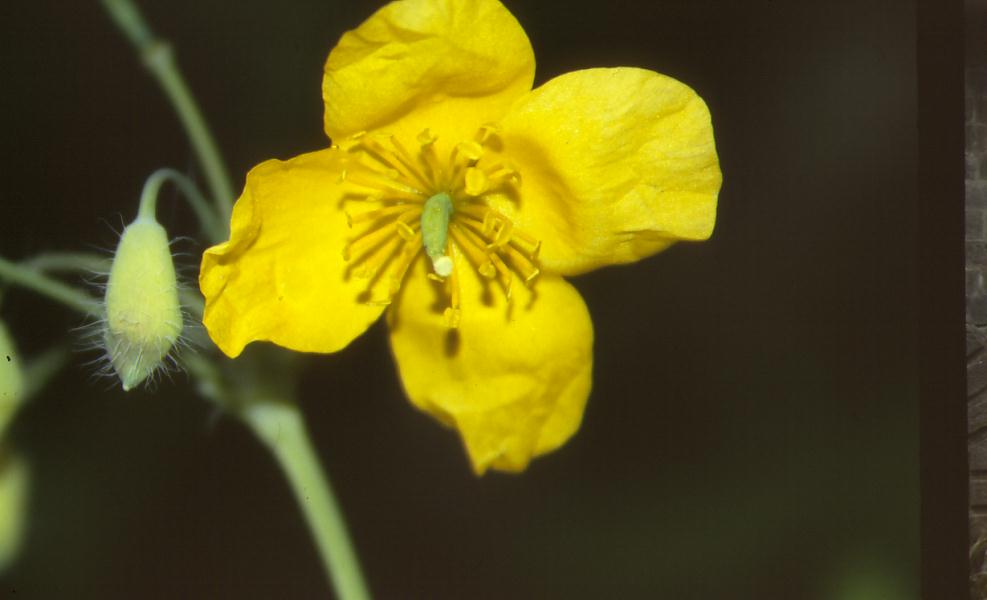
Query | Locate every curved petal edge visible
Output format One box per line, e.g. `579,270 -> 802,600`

200,149 -> 387,357
323,0 -> 535,141
496,67 -> 722,275
388,255 -> 593,474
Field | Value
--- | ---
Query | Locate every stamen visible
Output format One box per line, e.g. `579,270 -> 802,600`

341,169 -> 425,200
362,135 -> 433,192
444,263 -> 462,328
354,152 -> 401,179
479,163 -> 520,188
395,220 -> 417,241
337,131 -> 367,152
416,129 -> 437,146
501,243 -> 540,284
464,168 -> 489,196
447,224 -> 484,267
457,212 -> 504,247
456,140 -> 484,162
481,212 -> 513,247
416,130 -> 443,186
344,221 -> 397,261
389,136 -> 434,191
337,126 -> 539,321
486,251 -> 514,299
507,228 -> 541,256
448,225 -> 495,278
446,141 -> 484,194
453,209 -> 540,290
451,203 -> 490,222
387,234 -> 422,296
352,235 -> 403,278
346,204 -> 418,227
474,123 -> 498,144
339,191 -> 385,208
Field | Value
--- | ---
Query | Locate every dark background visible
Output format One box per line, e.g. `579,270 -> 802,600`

0,0 -> 926,598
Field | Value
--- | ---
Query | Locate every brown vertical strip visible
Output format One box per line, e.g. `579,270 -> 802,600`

920,0 -> 966,596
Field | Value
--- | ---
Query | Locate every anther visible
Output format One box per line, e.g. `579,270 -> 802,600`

395,221 -> 417,241
456,141 -> 484,162
417,129 -> 437,146
464,168 -> 489,196
475,123 -> 498,144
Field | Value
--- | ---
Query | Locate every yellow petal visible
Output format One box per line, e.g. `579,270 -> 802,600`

495,67 -> 722,275
323,0 -> 534,143
388,252 -> 593,474
200,149 -> 387,357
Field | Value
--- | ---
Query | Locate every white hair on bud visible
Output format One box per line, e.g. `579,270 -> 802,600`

76,218 -> 193,392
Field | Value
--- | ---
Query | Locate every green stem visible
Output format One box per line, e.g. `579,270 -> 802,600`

21,252 -> 205,322
23,252 -> 111,274
240,401 -> 371,600
137,168 -> 224,243
0,257 -> 102,318
101,0 -> 235,229
21,345 -> 70,402
180,351 -> 231,407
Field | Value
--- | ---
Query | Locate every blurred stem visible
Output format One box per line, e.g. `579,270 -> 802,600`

180,351 -> 230,407
100,0 -> 235,230
240,401 -> 371,600
24,252 -> 110,274
21,345 -> 70,401
0,257 -> 101,318
138,168 -> 224,243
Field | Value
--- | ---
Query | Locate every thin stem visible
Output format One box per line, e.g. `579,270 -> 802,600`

101,0 -> 235,229
24,252 -> 111,274
0,257 -> 101,318
21,345 -> 70,402
241,401 -> 371,600
138,168 -> 225,243
180,350 -> 231,407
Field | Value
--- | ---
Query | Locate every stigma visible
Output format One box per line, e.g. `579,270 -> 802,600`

337,126 -> 541,327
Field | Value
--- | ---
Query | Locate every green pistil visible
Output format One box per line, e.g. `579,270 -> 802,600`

421,192 -> 454,276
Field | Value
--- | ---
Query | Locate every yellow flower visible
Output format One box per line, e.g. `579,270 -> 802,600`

199,0 -> 721,474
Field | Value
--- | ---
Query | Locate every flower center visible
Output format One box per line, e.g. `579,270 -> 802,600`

337,126 -> 540,327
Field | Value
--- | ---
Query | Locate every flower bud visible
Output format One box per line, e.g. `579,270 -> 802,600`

0,321 -> 22,434
104,216 -> 182,390
0,452 -> 28,572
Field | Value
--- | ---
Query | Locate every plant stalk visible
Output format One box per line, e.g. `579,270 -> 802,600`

240,401 -> 371,600
0,257 -> 102,318
101,0 -> 235,228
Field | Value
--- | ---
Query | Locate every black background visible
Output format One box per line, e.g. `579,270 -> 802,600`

0,0 -> 951,597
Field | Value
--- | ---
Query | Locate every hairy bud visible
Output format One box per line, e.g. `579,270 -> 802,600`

104,217 -> 182,390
